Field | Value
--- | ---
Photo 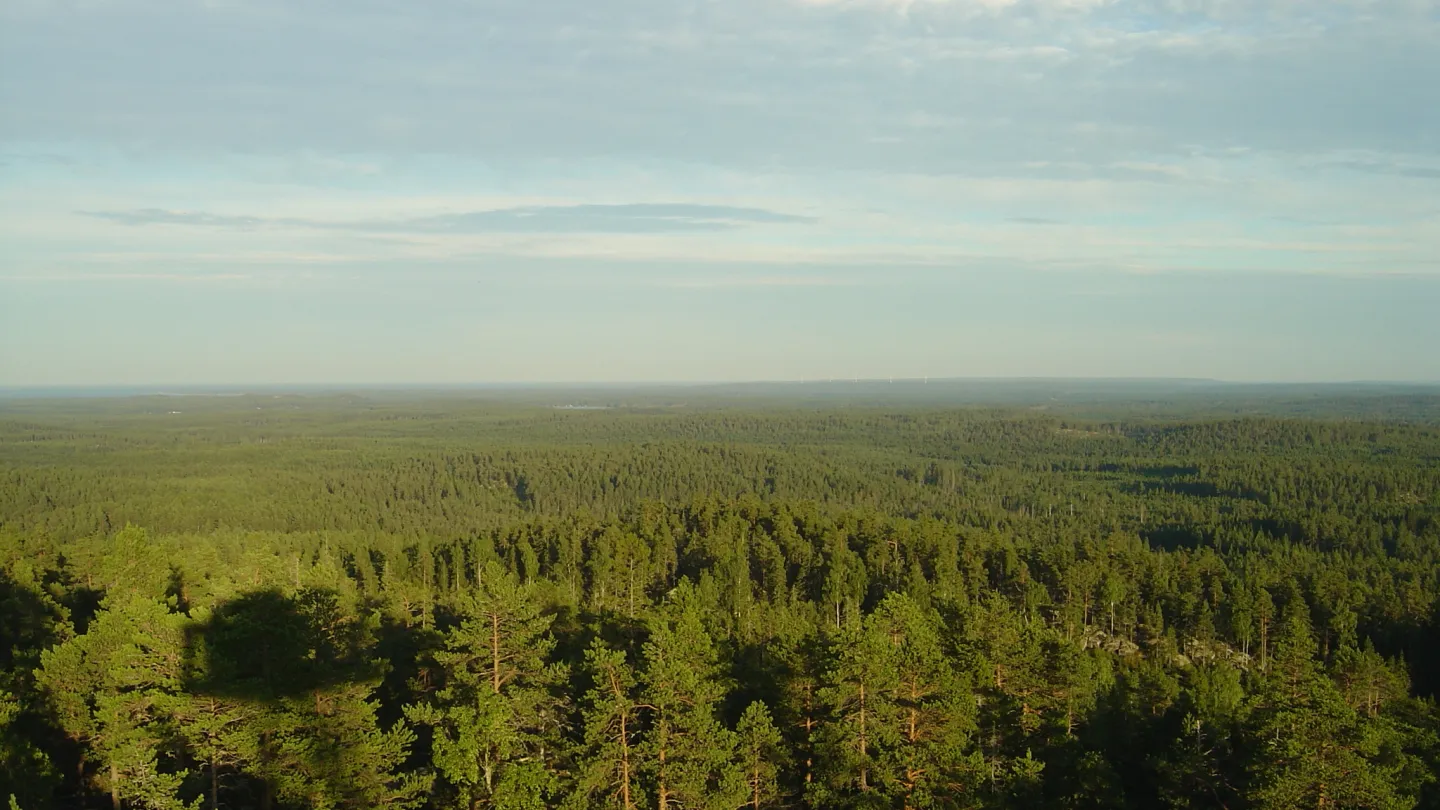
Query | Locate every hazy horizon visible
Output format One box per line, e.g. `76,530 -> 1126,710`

5,377 -> 1440,397
4,0 -> 1438,385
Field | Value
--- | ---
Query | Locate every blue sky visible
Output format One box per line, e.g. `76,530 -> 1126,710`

2,0 -> 1438,385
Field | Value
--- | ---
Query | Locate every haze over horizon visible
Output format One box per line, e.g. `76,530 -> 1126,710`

3,0 -> 1438,385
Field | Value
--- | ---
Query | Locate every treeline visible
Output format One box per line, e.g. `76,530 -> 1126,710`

3,409 -> 1437,548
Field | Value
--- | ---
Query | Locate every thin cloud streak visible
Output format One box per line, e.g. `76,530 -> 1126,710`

0,273 -> 253,282
1327,160 -> 1440,181
657,275 -> 864,289
80,203 -> 816,234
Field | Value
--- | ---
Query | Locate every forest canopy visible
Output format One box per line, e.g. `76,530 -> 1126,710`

1,390 -> 1438,809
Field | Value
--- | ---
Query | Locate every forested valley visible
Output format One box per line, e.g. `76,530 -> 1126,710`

2,391 -> 1439,809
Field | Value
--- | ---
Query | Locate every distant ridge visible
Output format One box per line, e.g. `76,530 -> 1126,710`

8,378 -> 1440,400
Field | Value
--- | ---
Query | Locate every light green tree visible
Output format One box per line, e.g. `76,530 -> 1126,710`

810,613 -> 899,809
406,563 -> 563,810
735,702 -> 785,810
871,594 -> 982,810
638,591 -> 743,810
570,641 -> 643,810
36,596 -> 193,810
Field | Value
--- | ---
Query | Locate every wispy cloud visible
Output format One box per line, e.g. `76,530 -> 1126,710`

1327,160 -> 1440,181
82,210 -> 273,229
80,204 -> 814,234
0,272 -> 252,283
657,275 -> 863,289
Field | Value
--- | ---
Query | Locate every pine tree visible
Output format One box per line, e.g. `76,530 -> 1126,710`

1154,663 -> 1247,809
36,595 -> 191,810
588,529 -> 651,618
164,686 -> 251,810
637,590 -> 743,810
775,631 -> 826,792
735,702 -> 784,810
0,561 -> 67,808
870,594 -> 981,810
406,563 -> 562,810
194,588 -> 429,810
1245,610 -> 1414,809
95,527 -> 174,605
811,615 -> 899,809
268,679 -> 430,810
571,641 -> 642,810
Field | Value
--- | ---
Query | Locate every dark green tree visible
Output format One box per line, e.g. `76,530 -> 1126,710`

1245,610 -> 1417,809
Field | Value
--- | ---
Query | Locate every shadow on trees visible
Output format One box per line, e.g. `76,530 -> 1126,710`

1123,478 -> 1226,499
1109,465 -> 1270,504
184,589 -> 379,702
1140,525 -> 1212,552
0,567 -> 73,808
178,588 -> 399,810
547,604 -> 650,664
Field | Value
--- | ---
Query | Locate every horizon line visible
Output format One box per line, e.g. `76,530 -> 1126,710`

5,376 -> 1440,396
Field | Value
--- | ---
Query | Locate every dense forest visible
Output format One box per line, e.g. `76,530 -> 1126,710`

2,391 -> 1439,809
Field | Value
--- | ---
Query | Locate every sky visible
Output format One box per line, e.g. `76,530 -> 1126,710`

2,0 -> 1439,385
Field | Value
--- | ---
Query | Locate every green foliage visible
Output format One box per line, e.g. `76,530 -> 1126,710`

735,702 -> 784,810
571,641 -> 643,810
1246,612 -> 1418,809
0,397 -> 1438,809
639,587 -> 744,810
406,563 -> 561,810
36,595 -> 191,809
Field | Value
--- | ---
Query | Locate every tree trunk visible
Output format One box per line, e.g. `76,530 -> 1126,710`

259,729 -> 274,810
491,612 -> 502,694
210,755 -> 219,810
110,761 -> 120,810
656,734 -> 669,810
620,709 -> 633,810
908,679 -> 919,743
858,681 -> 868,792
612,670 -> 634,810
1260,617 -> 1270,670
802,713 -> 814,784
